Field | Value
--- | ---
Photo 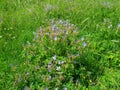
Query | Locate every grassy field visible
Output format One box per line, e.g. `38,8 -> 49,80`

0,0 -> 120,90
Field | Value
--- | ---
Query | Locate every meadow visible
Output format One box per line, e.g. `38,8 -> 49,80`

0,0 -> 120,90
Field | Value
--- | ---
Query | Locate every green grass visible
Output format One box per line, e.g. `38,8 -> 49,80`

0,0 -> 120,90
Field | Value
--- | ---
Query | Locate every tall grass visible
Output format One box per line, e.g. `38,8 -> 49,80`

0,0 -> 120,89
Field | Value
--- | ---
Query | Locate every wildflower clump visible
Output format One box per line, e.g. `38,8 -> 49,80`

21,19 -> 87,89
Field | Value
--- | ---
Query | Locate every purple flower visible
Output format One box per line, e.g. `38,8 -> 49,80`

66,20 -> 69,25
82,42 -> 87,47
39,27 -> 43,33
118,23 -> 120,28
52,26 -> 57,31
64,30 -> 68,34
44,87 -> 49,90
33,31 -> 39,38
74,60 -> 77,64
35,34 -> 39,38
9,63 -> 13,67
58,20 -> 63,24
24,86 -> 29,90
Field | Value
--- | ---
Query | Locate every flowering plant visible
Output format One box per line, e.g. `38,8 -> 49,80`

21,19 -> 88,89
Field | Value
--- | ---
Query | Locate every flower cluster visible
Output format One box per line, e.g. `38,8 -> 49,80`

21,19 -> 88,89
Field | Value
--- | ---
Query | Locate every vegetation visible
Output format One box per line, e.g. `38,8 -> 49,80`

0,0 -> 120,90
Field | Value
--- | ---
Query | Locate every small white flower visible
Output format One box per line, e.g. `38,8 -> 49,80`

26,72 -> 30,75
45,32 -> 49,35
56,66 -> 61,71
48,64 -> 52,68
61,61 -> 64,64
103,1 -> 111,8
73,29 -> 77,33
33,31 -> 36,35
70,77 -> 74,81
45,4 -> 53,11
58,71 -> 63,74
63,87 -> 67,90
54,36 -> 58,41
55,87 -> 59,90
52,55 -> 56,60
108,24 -> 112,29
76,79 -> 79,84
71,24 -> 74,26
48,75 -> 52,80
58,60 -> 64,65
48,68 -> 52,72
58,61 -> 61,65
81,36 -> 85,41
76,53 -> 80,56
